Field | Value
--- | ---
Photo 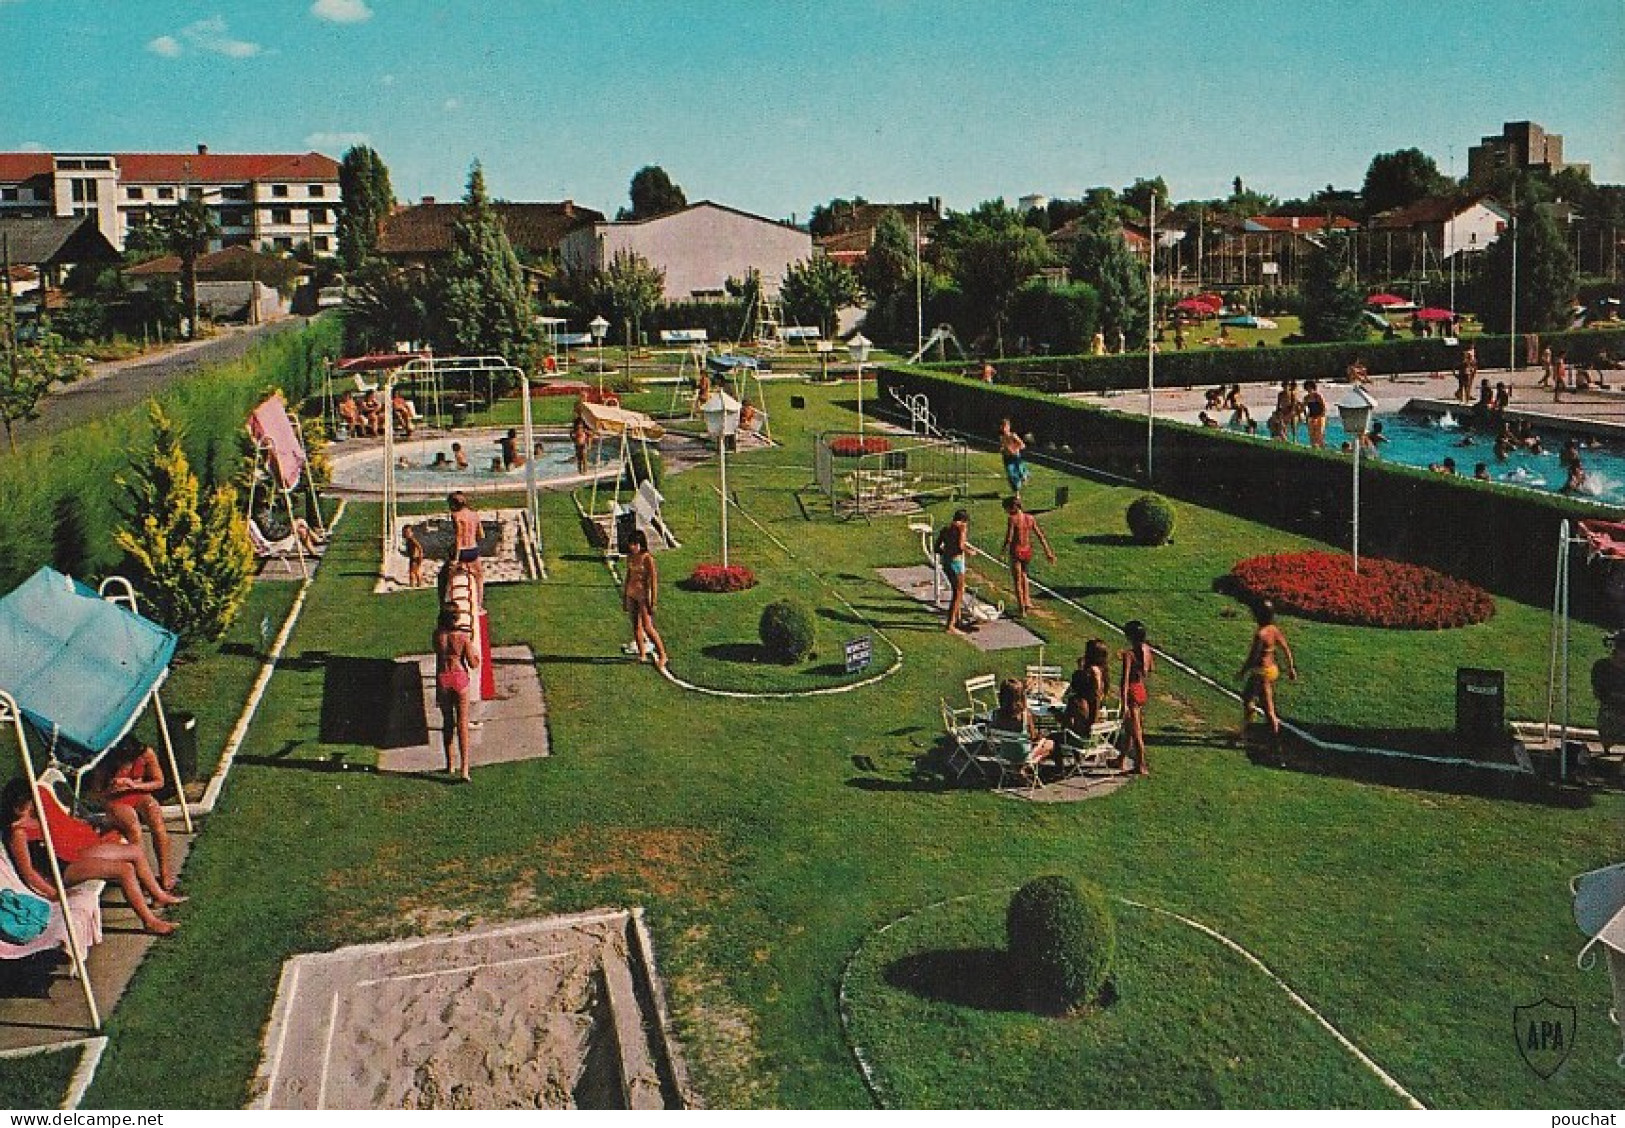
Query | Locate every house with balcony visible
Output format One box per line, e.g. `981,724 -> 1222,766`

0,146 -> 341,254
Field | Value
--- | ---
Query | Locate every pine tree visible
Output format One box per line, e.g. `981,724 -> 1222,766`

1299,233 -> 1368,342
114,404 -> 253,643
336,146 -> 394,272
432,162 -> 535,360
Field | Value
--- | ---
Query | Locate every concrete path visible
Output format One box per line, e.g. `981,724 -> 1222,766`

376,646 -> 549,775
875,565 -> 1043,652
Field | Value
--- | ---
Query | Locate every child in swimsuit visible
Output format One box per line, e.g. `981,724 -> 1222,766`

434,603 -> 480,780
934,509 -> 971,635
1238,600 -> 1297,739
998,418 -> 1030,495
1119,620 -> 1154,775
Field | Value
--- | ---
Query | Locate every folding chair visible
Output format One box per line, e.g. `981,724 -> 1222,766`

985,729 -> 1047,793
964,674 -> 999,716
941,697 -> 988,784
1056,708 -> 1124,778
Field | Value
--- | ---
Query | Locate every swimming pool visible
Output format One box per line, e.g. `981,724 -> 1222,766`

1333,411 -> 1625,505
329,428 -> 612,496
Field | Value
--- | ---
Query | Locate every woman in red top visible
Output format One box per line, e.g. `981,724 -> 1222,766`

1119,620 -> 1154,776
3,778 -> 184,935
88,737 -> 179,891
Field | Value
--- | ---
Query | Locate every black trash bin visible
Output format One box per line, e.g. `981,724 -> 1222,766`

1455,667 -> 1505,756
451,402 -> 469,428
166,711 -> 198,796
615,507 -> 638,555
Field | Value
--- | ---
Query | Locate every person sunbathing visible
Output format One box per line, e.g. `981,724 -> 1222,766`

3,778 -> 184,936
87,737 -> 179,891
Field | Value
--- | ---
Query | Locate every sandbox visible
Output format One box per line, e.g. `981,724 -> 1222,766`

251,909 -> 694,1110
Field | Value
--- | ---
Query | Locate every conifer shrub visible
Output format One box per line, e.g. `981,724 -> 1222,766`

1126,493 -> 1176,545
1006,875 -> 1116,1013
758,598 -> 816,664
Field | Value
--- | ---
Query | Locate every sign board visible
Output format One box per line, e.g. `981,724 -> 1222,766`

844,635 -> 873,674
1261,261 -> 1279,276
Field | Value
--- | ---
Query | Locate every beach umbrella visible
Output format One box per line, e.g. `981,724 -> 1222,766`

1219,315 -> 1277,329
1365,293 -> 1408,307
1414,307 -> 1457,322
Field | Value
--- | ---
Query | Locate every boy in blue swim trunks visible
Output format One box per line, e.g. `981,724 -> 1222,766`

448,491 -> 485,609
934,509 -> 971,634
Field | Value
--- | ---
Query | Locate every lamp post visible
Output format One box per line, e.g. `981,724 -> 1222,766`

848,332 -> 871,444
1336,385 -> 1377,574
588,314 -> 609,397
701,389 -> 742,567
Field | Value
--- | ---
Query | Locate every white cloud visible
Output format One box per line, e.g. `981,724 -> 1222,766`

443,98 -> 460,111
18,141 -> 43,152
305,131 -> 370,150
311,0 -> 372,23
150,16 -> 263,59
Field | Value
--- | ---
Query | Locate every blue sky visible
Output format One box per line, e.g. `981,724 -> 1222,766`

2,0 -> 1621,220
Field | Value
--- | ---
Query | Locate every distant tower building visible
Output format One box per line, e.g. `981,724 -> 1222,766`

1018,193 -> 1050,217
1468,121 -> 1589,183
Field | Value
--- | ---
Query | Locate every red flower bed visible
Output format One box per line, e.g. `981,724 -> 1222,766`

1229,551 -> 1495,630
828,436 -> 892,457
685,563 -> 758,593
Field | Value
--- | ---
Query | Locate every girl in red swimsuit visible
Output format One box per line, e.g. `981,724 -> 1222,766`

1119,620 -> 1154,776
3,778 -> 184,935
89,737 -> 179,891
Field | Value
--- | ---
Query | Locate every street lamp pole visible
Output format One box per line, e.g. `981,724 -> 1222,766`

701,391 -> 741,568
589,314 -> 609,398
848,333 -> 872,444
1336,386 -> 1377,574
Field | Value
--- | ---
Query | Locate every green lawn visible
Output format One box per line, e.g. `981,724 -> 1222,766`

14,377 -> 1611,1110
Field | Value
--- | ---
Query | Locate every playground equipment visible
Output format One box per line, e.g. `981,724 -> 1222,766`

372,355 -> 545,583
907,324 -> 969,365
0,567 -> 197,1029
815,430 -> 969,518
906,520 -> 1004,624
574,401 -> 675,553
245,392 -> 325,579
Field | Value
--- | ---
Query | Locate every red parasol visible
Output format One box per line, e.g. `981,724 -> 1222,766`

1365,293 -> 1409,307
1413,308 -> 1457,322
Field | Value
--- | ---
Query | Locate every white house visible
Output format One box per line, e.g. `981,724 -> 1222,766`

559,201 -> 812,300
1372,195 -> 1510,261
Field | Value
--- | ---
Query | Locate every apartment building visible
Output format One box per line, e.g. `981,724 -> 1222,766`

0,146 -> 341,254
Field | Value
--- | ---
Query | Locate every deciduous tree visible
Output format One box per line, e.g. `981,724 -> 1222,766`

590,249 -> 665,345
1472,197 -> 1577,334
930,200 -> 1051,354
780,256 -> 860,338
1362,148 -> 1451,219
620,165 -> 687,221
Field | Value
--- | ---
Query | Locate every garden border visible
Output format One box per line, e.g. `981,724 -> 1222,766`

836,888 -> 1424,1110
0,1036 -> 108,1110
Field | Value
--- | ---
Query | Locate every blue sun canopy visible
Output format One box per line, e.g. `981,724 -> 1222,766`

0,568 -> 177,768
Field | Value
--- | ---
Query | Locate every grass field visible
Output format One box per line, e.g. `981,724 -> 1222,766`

4,374 -> 1617,1109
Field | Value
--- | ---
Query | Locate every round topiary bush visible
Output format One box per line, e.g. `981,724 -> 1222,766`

758,598 -> 816,664
1126,494 -> 1175,545
1006,875 -> 1116,1013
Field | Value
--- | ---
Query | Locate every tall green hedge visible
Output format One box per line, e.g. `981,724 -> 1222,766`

0,318 -> 341,594
920,326 -> 1625,395
878,363 -> 1619,617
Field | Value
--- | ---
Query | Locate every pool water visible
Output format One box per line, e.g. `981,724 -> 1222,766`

330,429 -> 602,495
1334,411 -> 1625,505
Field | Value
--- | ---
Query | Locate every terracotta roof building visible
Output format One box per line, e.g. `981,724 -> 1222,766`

0,215 -> 119,288
812,200 -> 941,267
0,145 -> 341,254
376,199 -> 604,265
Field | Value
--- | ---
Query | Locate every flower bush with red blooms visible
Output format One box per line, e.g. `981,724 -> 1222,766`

686,563 -> 758,593
1230,551 -> 1495,630
828,436 -> 892,457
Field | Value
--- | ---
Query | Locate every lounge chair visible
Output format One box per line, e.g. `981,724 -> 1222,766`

247,518 -> 310,577
0,775 -> 105,965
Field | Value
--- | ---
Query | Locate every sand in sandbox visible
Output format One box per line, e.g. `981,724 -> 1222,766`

255,912 -> 685,1110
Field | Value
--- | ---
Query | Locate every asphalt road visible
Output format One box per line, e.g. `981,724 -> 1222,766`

12,317 -> 309,445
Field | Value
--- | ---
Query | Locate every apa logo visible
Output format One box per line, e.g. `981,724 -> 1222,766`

1514,998 -> 1577,1079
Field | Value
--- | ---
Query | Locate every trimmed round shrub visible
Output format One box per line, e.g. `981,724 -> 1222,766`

1006,875 -> 1116,1013
1125,493 -> 1176,545
758,598 -> 816,664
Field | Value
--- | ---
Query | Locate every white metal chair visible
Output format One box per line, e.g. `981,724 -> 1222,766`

964,674 -> 999,716
940,697 -> 988,783
1056,705 -> 1124,778
984,729 -> 1048,793
247,518 -> 305,577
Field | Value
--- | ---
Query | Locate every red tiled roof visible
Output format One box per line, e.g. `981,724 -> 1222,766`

115,151 -> 340,183
1371,194 -> 1506,230
377,201 -> 606,257
826,202 -> 941,236
815,230 -> 873,256
0,153 -> 53,180
124,244 -> 310,279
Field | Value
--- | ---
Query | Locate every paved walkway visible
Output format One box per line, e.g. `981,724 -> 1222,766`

377,646 -> 550,776
875,565 -> 1042,652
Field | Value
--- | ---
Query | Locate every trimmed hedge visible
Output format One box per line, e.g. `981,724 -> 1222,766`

1126,494 -> 1176,545
759,599 -> 816,663
878,362 -> 1619,617
1006,875 -> 1116,1013
921,326 -> 1625,395
0,318 -> 341,594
